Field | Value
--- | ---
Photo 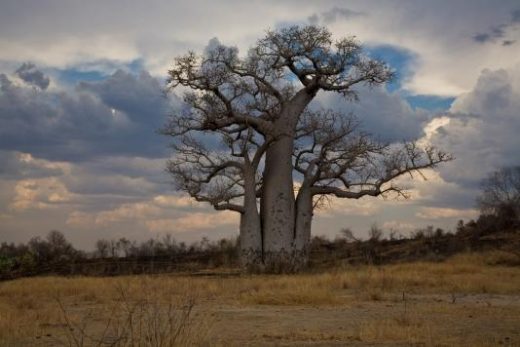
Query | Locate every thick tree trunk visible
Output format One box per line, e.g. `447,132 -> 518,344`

239,211 -> 262,271
259,91 -> 316,273
260,134 -> 296,272
239,166 -> 263,272
294,185 -> 313,270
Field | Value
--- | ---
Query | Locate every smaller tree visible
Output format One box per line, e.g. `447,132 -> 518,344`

95,239 -> 110,258
117,238 -> 132,257
368,223 -> 383,241
47,230 -> 74,259
340,227 -> 358,242
477,166 -> 520,229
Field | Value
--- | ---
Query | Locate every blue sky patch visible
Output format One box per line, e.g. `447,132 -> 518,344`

58,69 -> 107,83
406,94 -> 455,111
365,44 -> 417,93
56,59 -> 145,85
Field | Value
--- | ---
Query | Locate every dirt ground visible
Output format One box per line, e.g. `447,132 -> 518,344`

18,291 -> 520,346
207,294 -> 520,346
2,253 -> 520,346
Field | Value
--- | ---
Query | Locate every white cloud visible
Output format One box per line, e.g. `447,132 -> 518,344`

95,201 -> 163,226
145,211 -> 238,233
66,191 -> 237,234
429,65 -> 520,186
382,220 -> 417,233
416,207 -> 478,220
152,195 -> 202,208
65,211 -> 95,228
9,177 -> 73,211
316,196 -> 382,218
316,86 -> 432,141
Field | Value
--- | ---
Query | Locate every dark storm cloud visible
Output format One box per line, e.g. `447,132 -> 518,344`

59,156 -> 168,198
0,74 -> 12,91
63,171 -> 161,197
473,25 -> 506,43
0,65 -> 179,162
308,6 -> 364,25
473,9 -> 520,45
15,63 -> 50,90
77,70 -> 166,124
0,151 -> 64,180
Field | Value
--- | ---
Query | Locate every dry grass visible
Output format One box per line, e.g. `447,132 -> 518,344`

0,251 -> 519,346
0,276 -> 212,346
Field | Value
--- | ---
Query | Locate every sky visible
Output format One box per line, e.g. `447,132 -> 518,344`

1,0 -> 519,249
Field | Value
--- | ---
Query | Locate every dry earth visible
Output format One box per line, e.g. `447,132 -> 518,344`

1,251 -> 519,346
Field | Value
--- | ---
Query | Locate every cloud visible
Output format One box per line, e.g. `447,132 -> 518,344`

0,74 -> 12,90
381,220 -> 417,233
473,25 -> 506,44
0,151 -> 69,180
66,193 -> 237,234
95,201 -> 163,225
145,211 -> 237,233
317,196 -> 381,218
9,177 -> 73,211
419,65 -> 520,210
316,85 -> 432,141
152,195 -> 202,208
308,7 -> 364,25
15,63 -> 50,89
416,207 -> 478,220
2,1 -> 519,97
472,8 -> 520,45
513,9 -> 520,23
0,65 -> 176,162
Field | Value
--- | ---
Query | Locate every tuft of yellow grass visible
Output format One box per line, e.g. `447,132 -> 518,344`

240,277 -> 342,305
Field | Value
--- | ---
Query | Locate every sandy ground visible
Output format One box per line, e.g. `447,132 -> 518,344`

23,293 -> 520,347
206,294 -> 520,346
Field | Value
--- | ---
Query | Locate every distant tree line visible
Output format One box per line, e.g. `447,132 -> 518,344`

0,231 -> 238,279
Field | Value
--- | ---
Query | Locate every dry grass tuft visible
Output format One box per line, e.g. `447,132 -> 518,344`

240,277 -> 342,305
358,315 -> 429,345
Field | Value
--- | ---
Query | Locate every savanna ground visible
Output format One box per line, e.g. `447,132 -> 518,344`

0,251 -> 519,347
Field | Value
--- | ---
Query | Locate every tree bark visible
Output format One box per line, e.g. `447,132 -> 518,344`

239,165 -> 263,272
259,90 -> 316,272
260,134 -> 296,272
294,184 -> 313,270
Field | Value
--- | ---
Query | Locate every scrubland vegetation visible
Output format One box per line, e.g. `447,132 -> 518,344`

0,250 -> 519,346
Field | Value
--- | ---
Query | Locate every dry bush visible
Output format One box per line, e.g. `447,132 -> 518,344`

0,277 -> 211,347
53,278 -> 210,347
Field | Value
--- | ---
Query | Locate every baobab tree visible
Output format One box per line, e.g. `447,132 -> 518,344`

163,25 -> 451,272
